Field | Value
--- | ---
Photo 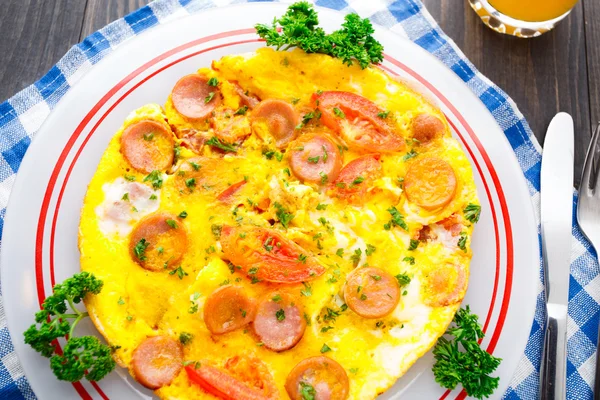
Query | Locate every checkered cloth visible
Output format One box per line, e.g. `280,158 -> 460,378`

0,0 -> 596,398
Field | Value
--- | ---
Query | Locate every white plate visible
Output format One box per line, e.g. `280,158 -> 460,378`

0,3 -> 539,399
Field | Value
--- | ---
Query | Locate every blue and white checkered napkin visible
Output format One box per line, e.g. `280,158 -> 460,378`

0,0 -> 597,398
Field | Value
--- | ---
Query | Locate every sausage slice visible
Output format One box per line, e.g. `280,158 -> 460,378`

132,336 -> 183,389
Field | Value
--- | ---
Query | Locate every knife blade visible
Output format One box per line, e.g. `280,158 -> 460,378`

539,112 -> 574,400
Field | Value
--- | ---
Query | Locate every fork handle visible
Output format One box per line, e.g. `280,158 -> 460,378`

540,303 -> 568,400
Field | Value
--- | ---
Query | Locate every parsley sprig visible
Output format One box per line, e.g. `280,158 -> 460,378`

23,272 -> 116,382
432,306 -> 501,399
255,2 -> 383,69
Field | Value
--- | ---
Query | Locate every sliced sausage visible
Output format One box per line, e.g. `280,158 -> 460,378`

217,180 -> 247,203
203,285 -> 256,335
343,267 -> 400,319
234,83 -> 260,109
285,356 -> 349,400
132,336 -> 183,389
404,157 -> 457,210
120,120 -> 174,173
289,133 -> 342,184
253,292 -> 306,352
423,263 -> 467,307
412,113 -> 445,143
219,225 -> 325,283
331,154 -> 382,204
211,109 -> 252,144
251,99 -> 299,148
129,212 -> 188,271
171,74 -> 221,120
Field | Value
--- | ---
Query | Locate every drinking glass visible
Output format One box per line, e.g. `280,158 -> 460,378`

469,0 -> 579,37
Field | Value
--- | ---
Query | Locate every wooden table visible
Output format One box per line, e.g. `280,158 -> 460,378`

1,0 -> 597,184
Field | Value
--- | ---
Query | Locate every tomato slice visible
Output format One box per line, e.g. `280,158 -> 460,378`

186,356 -> 278,400
313,91 -> 405,153
220,226 -> 325,283
217,180 -> 247,203
331,154 -> 382,204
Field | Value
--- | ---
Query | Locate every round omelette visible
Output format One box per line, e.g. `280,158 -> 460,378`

79,48 -> 479,400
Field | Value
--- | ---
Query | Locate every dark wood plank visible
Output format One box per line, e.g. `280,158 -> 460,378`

80,0 -> 151,40
0,0 -> 87,103
423,0 -> 591,185
584,0 -> 600,131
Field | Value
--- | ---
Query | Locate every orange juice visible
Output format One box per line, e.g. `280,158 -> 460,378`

488,0 -> 578,22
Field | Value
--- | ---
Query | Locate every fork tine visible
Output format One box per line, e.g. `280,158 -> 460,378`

581,121 -> 600,194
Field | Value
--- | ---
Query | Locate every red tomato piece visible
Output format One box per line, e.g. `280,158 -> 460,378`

313,91 -> 405,153
219,226 -> 325,283
217,180 -> 247,203
331,154 -> 382,204
186,356 -> 278,400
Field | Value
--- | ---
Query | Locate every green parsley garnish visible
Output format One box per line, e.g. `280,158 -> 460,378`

408,239 -> 419,251
272,294 -> 282,302
275,309 -> 286,321
320,343 -> 332,353
365,244 -> 376,256
169,266 -> 188,280
298,254 -> 307,263
143,170 -> 163,189
432,306 -> 501,399
316,203 -> 328,210
255,2 -> 383,69
121,193 -> 129,201
307,156 -> 320,164
204,92 -> 215,104
178,211 -> 188,219
458,232 -> 468,251
383,206 -> 408,231
273,202 -> 294,229
464,203 -> 482,223
395,273 -> 411,287
124,174 -> 136,181
185,178 -> 196,188
189,161 -> 201,171
234,105 -> 248,115
403,256 -> 415,265
402,149 -> 418,161
206,137 -> 237,153
166,219 -> 178,229
299,381 -> 316,400
301,282 -> 312,297
23,272 -> 116,383
352,176 -> 364,185
377,110 -> 390,118
333,107 -> 345,118
133,238 -> 149,261
179,332 -> 193,345
149,194 -> 157,200
207,77 -> 218,86
336,248 -> 344,257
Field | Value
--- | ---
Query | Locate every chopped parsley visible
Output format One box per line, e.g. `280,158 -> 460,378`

117,297 -> 125,305
395,273 -> 411,287
206,137 -> 237,153
403,256 -> 415,265
273,202 -> 294,229
179,332 -> 193,345
352,176 -> 364,185
178,211 -> 188,219
149,194 -> 157,200
333,107 -> 345,118
143,132 -> 154,141
234,105 -> 248,115
316,203 -> 328,210
320,343 -> 332,353
166,219 -> 178,229
133,238 -> 149,261
336,248 -> 344,257
299,382 -> 316,400
464,203 -> 482,223
272,294 -> 282,302
124,174 -> 136,181
211,224 -> 222,239
207,77 -> 218,86
383,206 -> 408,231
169,266 -> 188,280
189,161 -> 201,171
275,309 -> 286,321
377,110 -> 390,118
204,92 -> 215,104
319,172 -> 328,184
408,239 -> 419,251
402,149 -> 418,162
365,244 -> 376,256
350,248 -> 362,266
301,282 -> 312,297
298,254 -> 307,263
121,193 -> 129,201
143,170 -> 163,189
307,155 -> 320,164
458,232 -> 468,251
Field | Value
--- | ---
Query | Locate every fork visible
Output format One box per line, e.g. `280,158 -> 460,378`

576,121 -> 600,398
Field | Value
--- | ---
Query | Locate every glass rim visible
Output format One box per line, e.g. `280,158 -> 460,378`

474,0 -> 572,30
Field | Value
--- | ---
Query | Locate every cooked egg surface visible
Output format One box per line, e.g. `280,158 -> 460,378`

79,48 -> 478,400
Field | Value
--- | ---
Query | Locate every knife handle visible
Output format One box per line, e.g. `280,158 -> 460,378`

540,303 -> 568,400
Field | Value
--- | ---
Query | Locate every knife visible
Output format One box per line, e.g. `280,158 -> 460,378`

539,112 -> 574,400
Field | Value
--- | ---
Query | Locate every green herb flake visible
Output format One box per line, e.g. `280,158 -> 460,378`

206,136 -> 237,153
207,77 -> 219,86
275,309 -> 286,321
320,343 -> 332,353
464,203 -> 482,223
166,219 -> 178,229
204,92 -> 215,104
133,238 -> 149,261
178,211 -> 188,219
143,170 -> 163,189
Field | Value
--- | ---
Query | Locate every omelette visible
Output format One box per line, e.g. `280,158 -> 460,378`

79,47 -> 479,400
